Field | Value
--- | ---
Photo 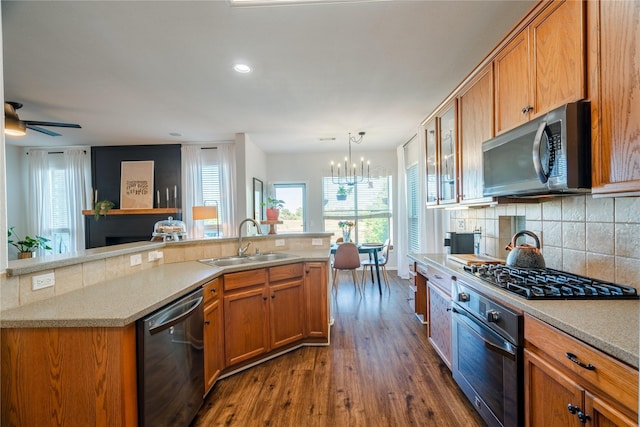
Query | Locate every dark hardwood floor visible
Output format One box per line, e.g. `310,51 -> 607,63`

192,271 -> 486,426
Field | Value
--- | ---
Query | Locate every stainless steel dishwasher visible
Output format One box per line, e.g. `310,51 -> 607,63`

137,288 -> 204,427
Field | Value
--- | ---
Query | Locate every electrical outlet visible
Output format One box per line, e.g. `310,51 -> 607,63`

32,272 -> 55,290
275,239 -> 285,247
457,219 -> 466,230
148,252 -> 157,262
311,238 -> 323,246
155,251 -> 163,259
130,254 -> 142,266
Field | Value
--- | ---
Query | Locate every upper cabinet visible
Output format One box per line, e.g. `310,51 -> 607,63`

588,1 -> 640,196
424,119 -> 439,206
437,101 -> 458,205
458,65 -> 494,204
424,102 -> 459,207
495,0 -> 585,134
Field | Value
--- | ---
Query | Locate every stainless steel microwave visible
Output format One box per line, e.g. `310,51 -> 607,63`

482,101 -> 591,197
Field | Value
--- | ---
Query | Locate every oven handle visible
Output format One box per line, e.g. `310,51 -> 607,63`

451,306 -> 517,360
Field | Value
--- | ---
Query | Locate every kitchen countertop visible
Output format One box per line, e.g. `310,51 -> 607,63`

0,250 -> 329,328
409,253 -> 639,369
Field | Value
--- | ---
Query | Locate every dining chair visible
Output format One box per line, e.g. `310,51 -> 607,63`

332,242 -> 362,295
361,239 -> 391,291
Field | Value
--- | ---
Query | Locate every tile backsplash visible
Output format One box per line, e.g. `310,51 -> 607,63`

448,195 -> 640,290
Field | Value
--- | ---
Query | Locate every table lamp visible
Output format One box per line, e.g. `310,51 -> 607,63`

192,204 -> 218,237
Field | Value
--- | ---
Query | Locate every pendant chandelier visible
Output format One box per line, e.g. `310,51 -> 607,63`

330,131 -> 370,186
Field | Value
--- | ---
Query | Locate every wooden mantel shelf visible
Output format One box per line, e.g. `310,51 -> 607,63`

82,208 -> 181,216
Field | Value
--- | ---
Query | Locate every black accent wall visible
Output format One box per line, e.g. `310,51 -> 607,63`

86,145 -> 182,248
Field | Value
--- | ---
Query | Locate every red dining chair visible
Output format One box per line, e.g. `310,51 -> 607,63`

361,239 -> 391,291
332,242 -> 362,295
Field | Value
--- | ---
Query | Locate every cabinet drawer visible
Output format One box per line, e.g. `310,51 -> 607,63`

525,314 -> 638,413
224,268 -> 267,291
424,264 -> 453,295
203,278 -> 221,304
269,263 -> 303,282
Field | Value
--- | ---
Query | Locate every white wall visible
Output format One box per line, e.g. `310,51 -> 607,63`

266,149 -> 399,268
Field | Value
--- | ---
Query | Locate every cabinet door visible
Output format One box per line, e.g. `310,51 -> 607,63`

589,0 -> 640,195
424,119 -> 439,205
585,392 -> 638,427
437,102 -> 458,205
224,287 -> 269,366
495,29 -> 530,134
458,65 -> 494,202
427,282 -> 451,369
530,0 -> 585,116
524,349 -> 583,427
304,262 -> 328,339
204,299 -> 224,392
269,279 -> 305,349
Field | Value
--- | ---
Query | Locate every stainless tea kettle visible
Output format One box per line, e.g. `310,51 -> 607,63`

505,230 -> 546,268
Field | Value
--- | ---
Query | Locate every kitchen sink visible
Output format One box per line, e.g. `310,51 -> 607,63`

248,252 -> 296,262
199,252 -> 296,267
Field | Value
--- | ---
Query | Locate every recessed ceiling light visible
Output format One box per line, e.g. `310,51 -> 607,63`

169,132 -> 182,137
234,64 -> 252,73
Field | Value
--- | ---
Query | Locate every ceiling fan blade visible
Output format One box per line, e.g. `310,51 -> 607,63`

23,120 -> 81,129
26,124 -> 62,137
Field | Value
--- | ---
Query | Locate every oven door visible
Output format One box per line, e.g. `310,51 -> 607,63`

451,303 -> 522,427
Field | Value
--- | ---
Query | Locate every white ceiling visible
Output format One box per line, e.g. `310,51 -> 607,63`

2,0 -> 534,153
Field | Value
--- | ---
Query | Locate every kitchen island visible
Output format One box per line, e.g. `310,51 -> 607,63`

1,235 -> 332,426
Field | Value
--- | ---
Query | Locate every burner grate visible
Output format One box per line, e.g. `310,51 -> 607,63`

463,264 -> 639,300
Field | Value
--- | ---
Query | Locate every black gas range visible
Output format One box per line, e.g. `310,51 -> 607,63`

463,264 -> 639,300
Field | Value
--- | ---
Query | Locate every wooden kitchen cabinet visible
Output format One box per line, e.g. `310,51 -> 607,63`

524,314 -> 638,426
588,0 -> 640,196
458,64 -> 494,204
425,264 -> 453,369
203,278 -> 224,393
304,262 -> 329,338
268,263 -> 305,349
424,118 -> 439,206
495,0 -> 585,134
223,263 -> 310,367
414,263 -> 428,323
437,101 -> 458,205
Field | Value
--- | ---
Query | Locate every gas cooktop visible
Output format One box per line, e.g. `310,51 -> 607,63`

463,264 -> 639,300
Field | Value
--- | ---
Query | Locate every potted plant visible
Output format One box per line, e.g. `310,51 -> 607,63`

336,185 -> 351,201
94,200 -> 115,221
262,197 -> 285,220
8,226 -> 52,259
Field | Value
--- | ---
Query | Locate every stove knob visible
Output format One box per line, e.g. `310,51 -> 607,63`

458,292 -> 470,302
487,310 -> 500,323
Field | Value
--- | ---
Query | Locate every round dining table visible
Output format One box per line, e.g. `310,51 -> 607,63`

330,242 -> 384,295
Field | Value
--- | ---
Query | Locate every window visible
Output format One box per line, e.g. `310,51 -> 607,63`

49,155 -> 71,253
273,183 -> 306,232
406,163 -> 420,253
322,176 -> 391,243
201,149 -> 222,237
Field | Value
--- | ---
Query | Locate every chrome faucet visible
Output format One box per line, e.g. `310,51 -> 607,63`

237,218 -> 263,256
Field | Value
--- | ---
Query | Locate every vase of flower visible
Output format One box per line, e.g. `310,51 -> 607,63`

338,220 -> 355,243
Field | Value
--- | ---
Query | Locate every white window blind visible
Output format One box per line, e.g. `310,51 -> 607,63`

201,149 -> 222,236
407,163 -> 420,253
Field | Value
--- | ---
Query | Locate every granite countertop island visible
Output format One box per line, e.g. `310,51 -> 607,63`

0,249 -> 329,328
409,253 -> 639,369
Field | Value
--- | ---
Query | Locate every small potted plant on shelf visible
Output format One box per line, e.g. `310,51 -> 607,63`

262,197 -> 285,220
8,226 -> 52,259
94,200 -> 115,221
336,185 -> 351,201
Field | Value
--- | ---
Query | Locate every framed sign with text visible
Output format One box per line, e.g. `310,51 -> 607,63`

120,160 -> 154,209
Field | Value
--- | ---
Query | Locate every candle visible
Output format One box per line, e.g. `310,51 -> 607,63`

174,185 -> 177,199
166,188 -> 169,202
94,190 -> 98,204
157,190 -> 160,206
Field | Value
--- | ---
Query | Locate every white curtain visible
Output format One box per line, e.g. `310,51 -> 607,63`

218,144 -> 237,236
27,150 -> 51,256
396,145 -> 410,278
181,145 -> 203,239
64,149 -> 91,252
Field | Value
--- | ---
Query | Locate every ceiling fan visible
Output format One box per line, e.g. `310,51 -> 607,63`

4,101 -> 81,137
